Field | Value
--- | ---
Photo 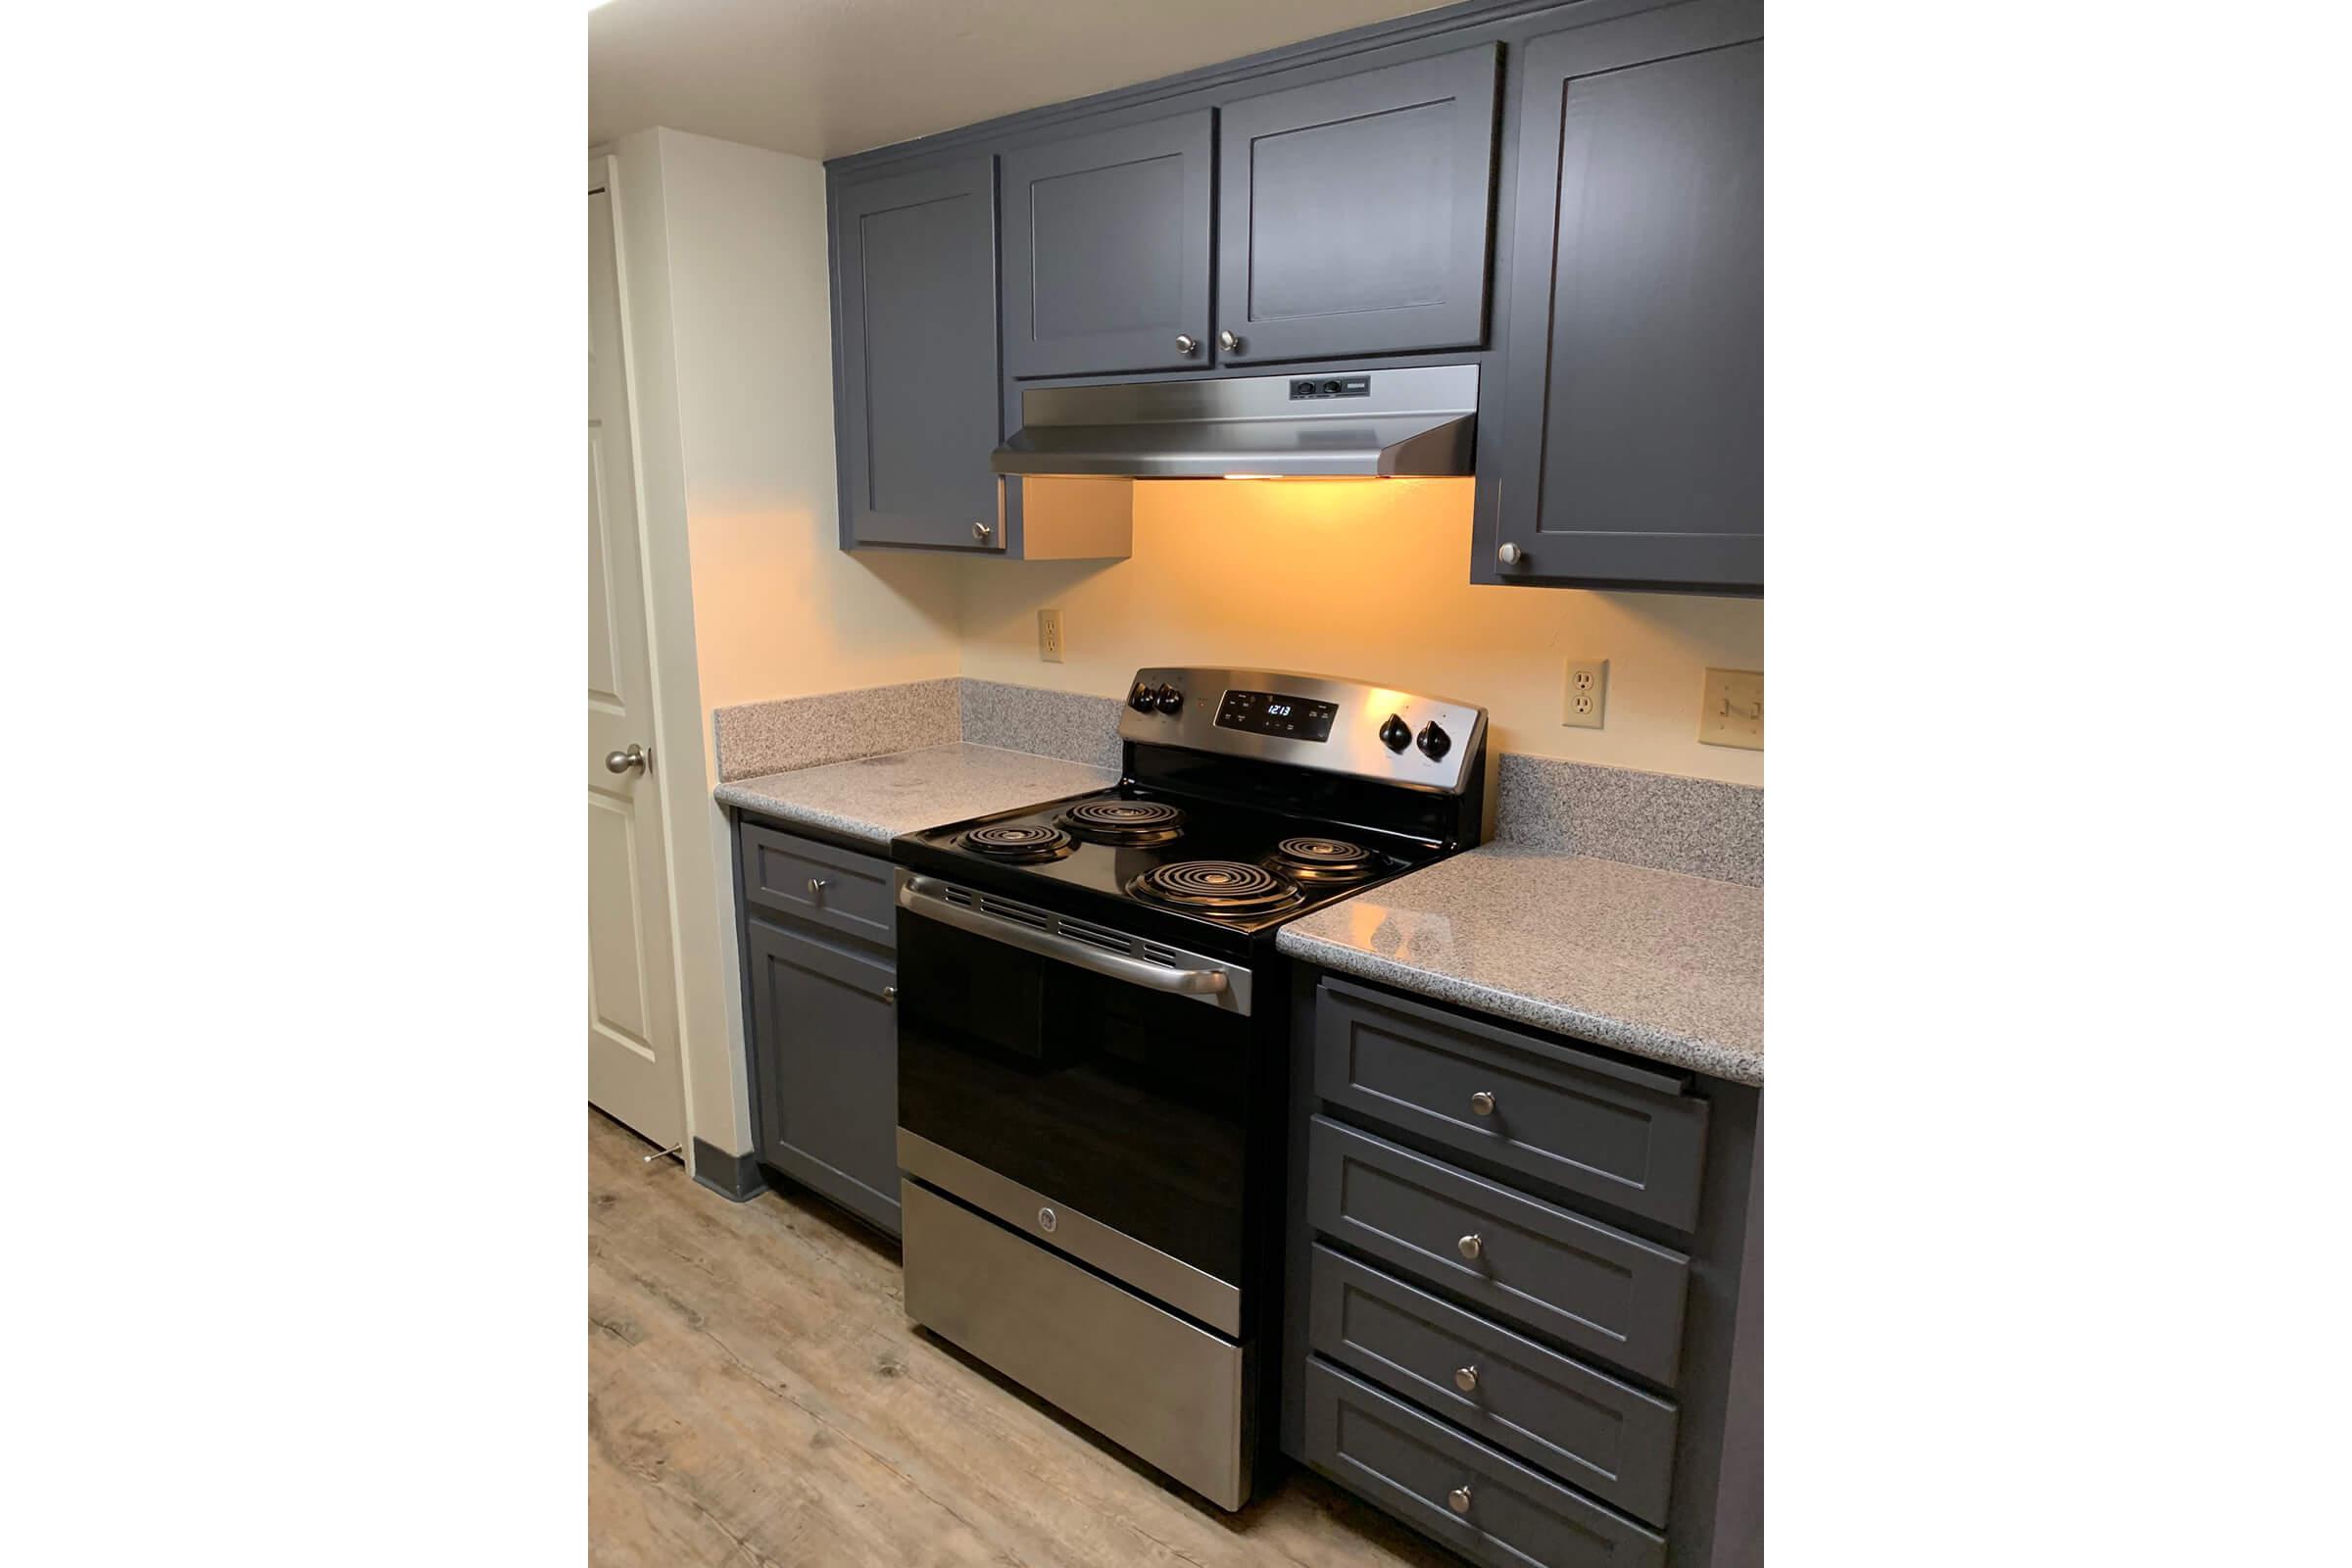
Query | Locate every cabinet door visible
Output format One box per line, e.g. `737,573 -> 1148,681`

1495,1 -> 1763,590
748,920 -> 901,1236
1215,44 -> 1497,366
1002,112 -> 1214,378
833,158 -> 1004,552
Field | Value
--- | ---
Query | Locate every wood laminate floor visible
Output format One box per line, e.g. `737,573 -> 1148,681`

589,1109 -> 1460,1568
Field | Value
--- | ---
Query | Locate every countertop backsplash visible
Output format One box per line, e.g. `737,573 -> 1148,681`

714,678 -> 1759,884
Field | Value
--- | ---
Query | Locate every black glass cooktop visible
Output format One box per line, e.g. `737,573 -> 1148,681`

896,787 -> 1445,943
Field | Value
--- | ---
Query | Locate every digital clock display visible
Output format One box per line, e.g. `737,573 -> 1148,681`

1215,689 -> 1338,742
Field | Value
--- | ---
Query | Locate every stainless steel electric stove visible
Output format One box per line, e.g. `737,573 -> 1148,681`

889,667 -> 1488,1511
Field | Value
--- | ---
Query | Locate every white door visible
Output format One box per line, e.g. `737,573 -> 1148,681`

588,163 -> 685,1152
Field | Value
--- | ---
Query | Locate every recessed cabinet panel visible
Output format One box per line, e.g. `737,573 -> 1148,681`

833,158 -> 1004,550
1496,0 -> 1763,589
749,919 -> 902,1236
1216,44 -> 1498,365
1003,112 -> 1214,377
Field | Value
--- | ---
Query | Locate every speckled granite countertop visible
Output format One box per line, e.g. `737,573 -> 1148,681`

1276,845 -> 1763,1085
714,743 -> 1116,848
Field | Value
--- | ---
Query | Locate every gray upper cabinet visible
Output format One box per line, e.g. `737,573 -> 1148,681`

1494,0 -> 1763,590
1002,112 -> 1214,378
831,157 -> 1005,552
1215,44 -> 1499,366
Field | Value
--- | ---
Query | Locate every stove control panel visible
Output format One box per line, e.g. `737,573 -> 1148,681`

1119,667 -> 1487,794
1216,688 -> 1339,742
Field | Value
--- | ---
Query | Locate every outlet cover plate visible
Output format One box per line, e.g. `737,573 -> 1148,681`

1699,667 -> 1762,749
1037,608 -> 1063,663
1562,658 -> 1608,729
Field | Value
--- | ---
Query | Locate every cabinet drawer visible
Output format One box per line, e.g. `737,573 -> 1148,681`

1302,1358 -> 1665,1568
739,823 -> 895,946
1315,978 -> 1708,1229
1309,1116 -> 1689,1385
1310,1246 -> 1678,1526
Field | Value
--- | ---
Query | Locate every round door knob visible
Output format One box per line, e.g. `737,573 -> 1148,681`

1469,1090 -> 1495,1116
1217,328 -> 1241,352
1457,1233 -> 1484,1261
1496,542 -> 1525,567
1454,1364 -> 1480,1394
1447,1485 -> 1473,1515
1176,333 -> 1199,356
604,744 -> 648,774
973,520 -> 995,542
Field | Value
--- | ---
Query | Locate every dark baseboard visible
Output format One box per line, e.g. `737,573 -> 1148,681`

691,1138 -> 765,1202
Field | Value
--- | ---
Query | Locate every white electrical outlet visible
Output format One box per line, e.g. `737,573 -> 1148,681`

1698,667 -> 1763,749
1037,608 -> 1064,662
1562,658 -> 1608,728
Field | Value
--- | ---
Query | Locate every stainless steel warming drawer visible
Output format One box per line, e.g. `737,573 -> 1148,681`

899,1180 -> 1250,1510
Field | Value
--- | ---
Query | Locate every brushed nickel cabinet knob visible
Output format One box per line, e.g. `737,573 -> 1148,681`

808,877 -> 826,898
1457,1233 -> 1484,1261
1217,328 -> 1241,352
1469,1090 -> 1495,1116
973,520 -> 994,542
1447,1485 -> 1473,1515
1175,333 -> 1199,356
1454,1364 -> 1479,1394
1496,542 -> 1525,567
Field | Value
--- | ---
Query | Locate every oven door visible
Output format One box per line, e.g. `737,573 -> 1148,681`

894,871 -> 1255,1337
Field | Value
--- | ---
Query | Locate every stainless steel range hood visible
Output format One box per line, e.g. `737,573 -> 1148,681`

992,365 -> 1478,480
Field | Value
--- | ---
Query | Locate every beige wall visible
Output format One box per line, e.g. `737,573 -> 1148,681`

610,126 -> 963,1163
656,129 -> 963,727
956,479 -> 1764,786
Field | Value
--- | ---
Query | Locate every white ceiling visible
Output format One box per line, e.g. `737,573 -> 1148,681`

590,0 -> 1452,163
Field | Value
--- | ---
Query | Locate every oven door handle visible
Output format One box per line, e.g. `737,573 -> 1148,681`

898,873 -> 1249,1013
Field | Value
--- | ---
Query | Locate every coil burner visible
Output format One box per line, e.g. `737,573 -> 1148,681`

956,823 -> 1075,861
1265,835 -> 1382,883
1127,859 -> 1302,916
1057,799 -> 1188,846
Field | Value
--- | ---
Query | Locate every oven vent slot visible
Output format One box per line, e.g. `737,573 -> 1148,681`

1056,915 -> 1135,955
1141,943 -> 1184,966
975,892 -> 1052,929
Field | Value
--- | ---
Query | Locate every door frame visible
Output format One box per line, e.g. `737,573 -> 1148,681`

590,150 -> 692,1159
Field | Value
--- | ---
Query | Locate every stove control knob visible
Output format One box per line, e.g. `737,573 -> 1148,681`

1128,681 -> 1158,712
1416,720 -> 1452,760
1378,713 -> 1411,753
1155,683 -> 1184,714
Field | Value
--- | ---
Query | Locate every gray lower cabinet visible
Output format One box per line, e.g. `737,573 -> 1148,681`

745,914 -> 901,1237
1001,111 -> 1214,378
1310,1246 -> 1679,1526
1214,44 -> 1498,365
1287,965 -> 1763,1566
1309,1116 -> 1690,1386
1494,0 -> 1764,590
831,157 -> 1004,552
1303,1360 -> 1667,1568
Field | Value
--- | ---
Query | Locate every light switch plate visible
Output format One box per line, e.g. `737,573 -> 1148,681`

1037,608 -> 1063,662
1563,658 -> 1608,728
1699,668 -> 1763,749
